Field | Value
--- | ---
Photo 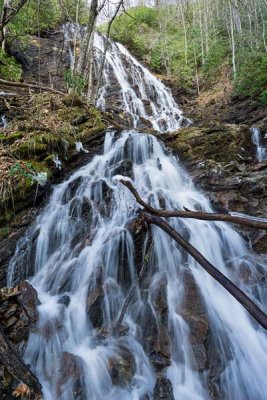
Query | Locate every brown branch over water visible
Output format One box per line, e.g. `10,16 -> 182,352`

119,179 -> 267,330
145,213 -> 267,331
120,179 -> 267,230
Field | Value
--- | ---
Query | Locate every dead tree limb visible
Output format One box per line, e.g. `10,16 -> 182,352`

0,325 -> 42,397
0,78 -> 66,95
119,179 -> 267,230
145,213 -> 267,331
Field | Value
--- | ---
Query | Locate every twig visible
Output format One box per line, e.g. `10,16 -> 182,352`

0,78 -> 66,95
119,179 -> 267,230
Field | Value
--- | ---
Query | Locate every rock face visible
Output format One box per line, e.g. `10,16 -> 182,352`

166,124 -> 267,252
0,282 -> 40,399
181,270 -> 209,372
108,346 -> 136,387
153,377 -> 175,400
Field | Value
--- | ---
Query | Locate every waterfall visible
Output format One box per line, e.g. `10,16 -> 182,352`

8,32 -> 267,400
251,127 -> 267,162
63,24 -> 188,132
93,33 -> 187,132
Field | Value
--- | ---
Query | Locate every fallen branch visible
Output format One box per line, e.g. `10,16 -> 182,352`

0,325 -> 42,397
145,213 -> 267,331
0,78 -> 66,95
120,179 -> 267,230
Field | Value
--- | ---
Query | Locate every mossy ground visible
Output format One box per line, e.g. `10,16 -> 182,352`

0,92 -> 106,227
167,124 -> 253,164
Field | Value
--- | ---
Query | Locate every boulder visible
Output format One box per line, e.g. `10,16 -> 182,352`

108,346 -> 136,387
153,377 -> 175,400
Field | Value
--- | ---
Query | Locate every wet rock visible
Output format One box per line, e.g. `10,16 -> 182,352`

150,273 -> 168,327
62,176 -> 83,204
139,302 -> 171,372
16,281 -> 39,324
150,352 -> 171,371
108,346 -> 136,387
57,352 -> 85,398
95,324 -> 129,341
153,377 -> 175,400
58,294 -> 71,307
181,270 -> 209,372
40,318 -> 64,342
69,196 -> 93,247
86,267 -> 104,328
112,159 -> 134,180
90,179 -> 113,218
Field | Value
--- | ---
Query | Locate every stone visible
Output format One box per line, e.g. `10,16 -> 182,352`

90,179 -> 113,218
111,159 -> 134,180
17,281 -> 40,324
108,346 -> 136,387
153,377 -> 175,400
180,270 -> 209,372
57,352 -> 85,398
86,267 -> 104,328
62,176 -> 83,204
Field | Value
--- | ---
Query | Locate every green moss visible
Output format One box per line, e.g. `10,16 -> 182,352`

168,125 -> 249,164
0,226 -> 10,240
77,124 -> 106,141
12,141 -> 48,159
0,132 -> 24,144
62,94 -> 85,108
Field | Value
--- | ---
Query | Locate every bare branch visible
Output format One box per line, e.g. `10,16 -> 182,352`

144,213 -> 267,331
0,78 -> 66,95
119,179 -> 267,230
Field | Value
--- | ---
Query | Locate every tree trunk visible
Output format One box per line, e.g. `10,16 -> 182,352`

75,0 -> 98,77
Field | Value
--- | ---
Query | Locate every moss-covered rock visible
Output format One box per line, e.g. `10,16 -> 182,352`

166,124 -> 254,164
0,93 -> 107,228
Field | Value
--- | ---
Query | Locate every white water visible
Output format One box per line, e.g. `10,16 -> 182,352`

94,33 -> 187,132
1,115 -> 7,129
252,127 -> 267,162
7,32 -> 267,400
63,24 -> 188,132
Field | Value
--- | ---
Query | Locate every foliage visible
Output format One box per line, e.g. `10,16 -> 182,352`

0,0 -> 61,37
0,50 -> 22,80
64,69 -> 86,95
107,6 -> 159,59
234,50 -> 267,105
109,2 -> 267,102
60,0 -> 89,24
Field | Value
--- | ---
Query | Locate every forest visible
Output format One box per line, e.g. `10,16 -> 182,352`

0,1 -> 267,400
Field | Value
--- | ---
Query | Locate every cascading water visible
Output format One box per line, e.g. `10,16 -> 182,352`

8,31 -> 267,400
63,24 -> 188,132
251,127 -> 267,162
93,33 -> 187,132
